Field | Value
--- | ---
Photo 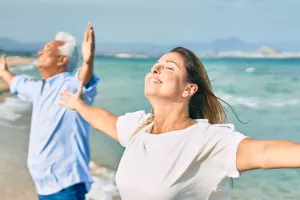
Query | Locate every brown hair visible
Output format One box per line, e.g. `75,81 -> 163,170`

171,47 -> 226,124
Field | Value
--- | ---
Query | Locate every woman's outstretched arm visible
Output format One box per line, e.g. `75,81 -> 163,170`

59,87 -> 119,141
237,138 -> 300,172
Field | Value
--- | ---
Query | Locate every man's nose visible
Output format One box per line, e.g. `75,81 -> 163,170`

38,50 -> 42,56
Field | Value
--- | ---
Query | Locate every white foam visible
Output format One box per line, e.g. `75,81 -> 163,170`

217,91 -> 259,108
246,67 -> 255,73
10,60 -> 37,73
86,161 -> 120,200
0,97 -> 31,122
270,99 -> 299,107
217,91 -> 299,109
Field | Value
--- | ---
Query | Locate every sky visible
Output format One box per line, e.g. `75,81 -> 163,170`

0,0 -> 299,44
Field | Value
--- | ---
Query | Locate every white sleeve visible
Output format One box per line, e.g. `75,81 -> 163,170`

116,110 -> 147,147
223,129 -> 247,178
205,124 -> 248,178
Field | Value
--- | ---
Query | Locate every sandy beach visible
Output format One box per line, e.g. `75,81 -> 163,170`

0,56 -> 34,93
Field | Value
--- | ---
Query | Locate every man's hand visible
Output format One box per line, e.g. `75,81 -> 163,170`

78,23 -> 95,86
0,55 -> 8,77
82,24 -> 95,64
0,55 -> 15,85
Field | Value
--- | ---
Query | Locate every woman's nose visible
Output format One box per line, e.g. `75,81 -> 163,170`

151,64 -> 161,74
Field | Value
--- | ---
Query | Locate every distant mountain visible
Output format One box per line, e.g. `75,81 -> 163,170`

0,37 -> 44,53
0,37 -> 23,51
0,36 -> 299,55
96,38 -> 300,55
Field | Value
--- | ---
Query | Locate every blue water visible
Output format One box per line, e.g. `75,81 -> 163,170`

0,57 -> 299,199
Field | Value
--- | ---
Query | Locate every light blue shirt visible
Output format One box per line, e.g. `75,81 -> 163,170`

10,69 -> 99,195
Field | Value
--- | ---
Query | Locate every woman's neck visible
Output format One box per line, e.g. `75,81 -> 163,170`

151,104 -> 196,134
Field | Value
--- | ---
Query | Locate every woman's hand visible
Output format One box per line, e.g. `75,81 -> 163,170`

59,83 -> 83,110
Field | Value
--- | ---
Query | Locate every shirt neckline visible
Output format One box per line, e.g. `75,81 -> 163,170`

43,72 -> 72,86
142,119 -> 208,138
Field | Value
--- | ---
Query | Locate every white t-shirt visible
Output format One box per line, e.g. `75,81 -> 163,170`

115,110 -> 247,200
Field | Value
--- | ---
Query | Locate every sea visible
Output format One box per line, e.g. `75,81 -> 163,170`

0,57 -> 299,200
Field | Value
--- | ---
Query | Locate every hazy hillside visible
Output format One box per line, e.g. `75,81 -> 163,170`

1,36 -> 299,55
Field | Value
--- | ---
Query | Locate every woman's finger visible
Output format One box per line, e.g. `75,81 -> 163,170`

60,92 -> 70,99
62,90 -> 73,96
76,82 -> 84,97
59,103 -> 66,107
59,97 -> 68,103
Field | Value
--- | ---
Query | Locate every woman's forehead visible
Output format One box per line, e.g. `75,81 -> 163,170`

159,52 -> 184,67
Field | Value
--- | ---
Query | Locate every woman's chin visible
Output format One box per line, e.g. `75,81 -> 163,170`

144,89 -> 158,98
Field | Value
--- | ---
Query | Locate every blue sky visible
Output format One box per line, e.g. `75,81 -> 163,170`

0,0 -> 299,44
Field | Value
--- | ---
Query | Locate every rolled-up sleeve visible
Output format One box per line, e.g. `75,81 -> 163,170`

69,68 -> 100,105
10,75 -> 37,102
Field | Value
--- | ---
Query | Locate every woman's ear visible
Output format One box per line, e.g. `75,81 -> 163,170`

182,83 -> 198,98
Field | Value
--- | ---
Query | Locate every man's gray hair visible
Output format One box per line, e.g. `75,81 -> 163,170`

55,32 -> 79,72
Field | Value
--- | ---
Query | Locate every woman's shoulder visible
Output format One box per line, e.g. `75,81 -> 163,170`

119,110 -> 152,125
117,110 -> 151,147
193,120 -> 235,132
190,120 -> 239,141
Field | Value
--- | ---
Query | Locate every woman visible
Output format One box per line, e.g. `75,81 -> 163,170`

60,47 -> 300,200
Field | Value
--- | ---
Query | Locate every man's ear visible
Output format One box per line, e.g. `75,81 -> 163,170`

58,56 -> 69,67
182,83 -> 198,98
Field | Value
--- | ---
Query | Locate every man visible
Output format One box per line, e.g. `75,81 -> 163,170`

0,24 -> 99,200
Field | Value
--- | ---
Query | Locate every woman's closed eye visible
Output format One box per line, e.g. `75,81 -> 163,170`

164,63 -> 174,70
164,66 -> 173,70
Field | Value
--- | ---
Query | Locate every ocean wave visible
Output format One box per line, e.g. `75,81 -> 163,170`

0,97 -> 31,122
246,67 -> 255,73
217,91 -> 299,109
87,161 -> 120,200
217,91 -> 259,108
270,99 -> 299,107
10,60 -> 37,73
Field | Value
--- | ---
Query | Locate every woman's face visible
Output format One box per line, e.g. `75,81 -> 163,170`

144,52 -> 191,102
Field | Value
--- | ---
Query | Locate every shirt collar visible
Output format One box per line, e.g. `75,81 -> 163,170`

44,72 -> 72,86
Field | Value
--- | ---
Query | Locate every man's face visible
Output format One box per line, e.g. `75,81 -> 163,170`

36,40 -> 64,69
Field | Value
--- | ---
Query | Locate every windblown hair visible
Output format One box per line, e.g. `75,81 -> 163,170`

171,47 -> 226,124
55,32 -> 79,72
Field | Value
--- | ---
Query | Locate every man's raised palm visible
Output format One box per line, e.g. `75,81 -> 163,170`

82,24 -> 95,64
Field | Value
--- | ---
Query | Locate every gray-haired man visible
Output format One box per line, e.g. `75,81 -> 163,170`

0,24 -> 99,200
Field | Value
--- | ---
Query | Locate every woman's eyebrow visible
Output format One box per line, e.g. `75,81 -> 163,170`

166,60 -> 179,68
